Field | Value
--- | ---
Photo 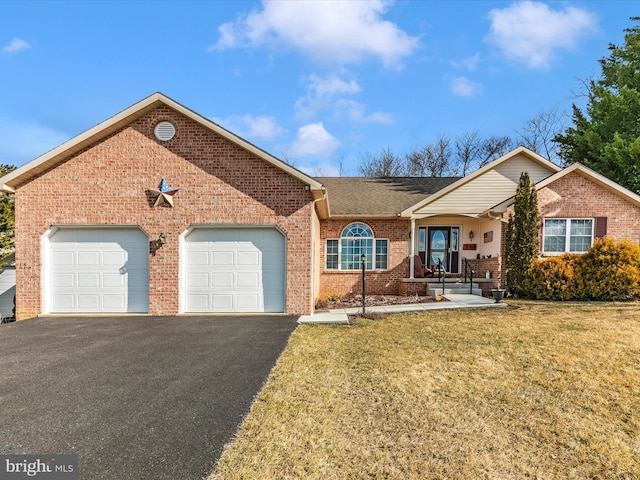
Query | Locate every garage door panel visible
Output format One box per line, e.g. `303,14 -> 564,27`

237,251 -> 259,265
77,295 -> 100,310
212,251 -> 233,265
51,295 -> 74,311
102,273 -> 124,288
52,251 -> 74,266
212,273 -> 234,287
211,294 -> 233,310
186,294 -> 209,310
188,251 -> 209,265
77,251 -> 100,266
49,227 -> 149,313
187,273 -> 210,288
237,272 -> 259,287
103,251 -> 125,266
77,273 -> 100,288
102,294 -> 126,310
236,295 -> 260,310
52,273 -> 75,288
126,271 -> 148,286
185,227 -> 285,313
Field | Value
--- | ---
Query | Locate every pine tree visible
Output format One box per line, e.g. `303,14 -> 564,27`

505,171 -> 539,296
0,164 -> 16,268
554,18 -> 640,194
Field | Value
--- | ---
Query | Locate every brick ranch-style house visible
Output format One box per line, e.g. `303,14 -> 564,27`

2,93 -> 640,320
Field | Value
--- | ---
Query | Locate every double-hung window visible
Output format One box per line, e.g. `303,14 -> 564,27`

325,223 -> 389,270
543,218 -> 594,254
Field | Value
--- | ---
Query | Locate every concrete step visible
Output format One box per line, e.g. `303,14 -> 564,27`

427,283 -> 482,296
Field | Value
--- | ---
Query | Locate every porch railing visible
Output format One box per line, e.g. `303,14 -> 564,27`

437,258 -> 445,295
463,257 -> 474,294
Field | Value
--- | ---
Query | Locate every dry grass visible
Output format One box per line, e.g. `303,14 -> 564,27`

209,302 -> 640,479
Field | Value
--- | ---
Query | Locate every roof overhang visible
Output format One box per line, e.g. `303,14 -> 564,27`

482,162 -> 640,215
1,92 -> 324,193
400,146 -> 561,218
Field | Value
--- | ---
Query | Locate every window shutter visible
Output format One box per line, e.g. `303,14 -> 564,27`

594,217 -> 607,239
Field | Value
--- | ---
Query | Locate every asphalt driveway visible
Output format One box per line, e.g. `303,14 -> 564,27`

0,315 -> 298,479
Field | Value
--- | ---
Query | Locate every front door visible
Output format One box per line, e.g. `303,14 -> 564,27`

425,227 -> 459,274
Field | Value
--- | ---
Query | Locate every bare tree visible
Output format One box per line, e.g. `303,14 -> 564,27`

455,129 -> 481,176
478,135 -> 513,167
454,130 -> 513,175
406,135 -> 454,177
357,147 -> 406,177
516,108 -> 565,163
357,132 -> 514,178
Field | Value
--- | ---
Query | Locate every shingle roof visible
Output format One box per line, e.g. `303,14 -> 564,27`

317,177 -> 462,216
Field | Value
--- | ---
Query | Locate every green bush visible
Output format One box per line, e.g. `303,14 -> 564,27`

523,237 -> 640,301
578,237 -> 640,300
523,254 -> 580,301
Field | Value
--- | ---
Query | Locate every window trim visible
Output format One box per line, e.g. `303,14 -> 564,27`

325,222 -> 389,271
543,218 -> 594,255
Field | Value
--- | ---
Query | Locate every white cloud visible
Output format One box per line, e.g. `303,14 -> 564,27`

209,0 -> 419,67
213,114 -> 285,140
295,73 -> 361,119
451,53 -> 481,72
335,99 -> 394,124
0,118 -> 68,166
485,1 -> 597,69
295,72 -> 392,124
2,37 -> 31,54
288,123 -> 341,157
451,76 -> 482,97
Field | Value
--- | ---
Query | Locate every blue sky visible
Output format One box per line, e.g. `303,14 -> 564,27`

0,1 -> 636,176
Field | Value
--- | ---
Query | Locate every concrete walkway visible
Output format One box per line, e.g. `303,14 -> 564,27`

298,294 -> 507,324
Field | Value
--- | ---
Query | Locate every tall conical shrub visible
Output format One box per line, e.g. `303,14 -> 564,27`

505,171 -> 539,296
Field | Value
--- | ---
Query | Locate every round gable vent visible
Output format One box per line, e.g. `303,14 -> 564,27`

154,121 -> 176,141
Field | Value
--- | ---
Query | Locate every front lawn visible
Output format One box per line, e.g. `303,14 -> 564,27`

209,302 -> 640,479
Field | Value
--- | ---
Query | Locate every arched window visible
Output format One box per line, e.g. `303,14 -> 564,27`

325,222 -> 388,271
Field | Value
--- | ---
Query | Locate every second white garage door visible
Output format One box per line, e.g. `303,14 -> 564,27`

184,227 -> 286,313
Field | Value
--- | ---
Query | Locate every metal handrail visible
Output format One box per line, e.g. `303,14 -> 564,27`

437,258 -> 445,295
463,257 -> 475,294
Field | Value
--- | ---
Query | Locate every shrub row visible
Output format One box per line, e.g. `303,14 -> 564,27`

522,237 -> 640,301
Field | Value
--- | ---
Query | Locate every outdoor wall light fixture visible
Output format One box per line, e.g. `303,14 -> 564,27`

469,230 -> 475,240
159,233 -> 167,244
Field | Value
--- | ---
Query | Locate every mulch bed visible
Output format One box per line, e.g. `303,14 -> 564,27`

315,294 -> 446,311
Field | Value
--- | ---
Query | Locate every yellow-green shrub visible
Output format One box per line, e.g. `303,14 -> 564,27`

577,237 -> 640,300
523,254 -> 580,300
523,237 -> 640,301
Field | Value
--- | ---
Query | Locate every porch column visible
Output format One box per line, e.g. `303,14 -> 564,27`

410,218 -> 416,279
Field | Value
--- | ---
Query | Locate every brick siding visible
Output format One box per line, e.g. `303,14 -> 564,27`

500,171 -> 640,286
536,172 -> 640,244
318,218 -> 409,299
14,105 -> 314,319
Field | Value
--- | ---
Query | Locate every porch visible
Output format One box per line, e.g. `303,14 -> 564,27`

400,256 -> 504,297
406,214 -> 505,296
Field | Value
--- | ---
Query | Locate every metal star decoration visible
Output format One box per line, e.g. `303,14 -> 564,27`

150,178 -> 179,207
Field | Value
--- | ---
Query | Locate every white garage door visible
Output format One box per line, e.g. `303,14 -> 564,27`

185,228 -> 285,313
49,228 -> 149,313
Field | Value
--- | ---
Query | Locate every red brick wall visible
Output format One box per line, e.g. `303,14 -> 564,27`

535,172 -> 640,244
14,105 -> 315,319
318,218 -> 409,299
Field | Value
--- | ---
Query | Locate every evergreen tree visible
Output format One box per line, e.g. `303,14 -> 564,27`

0,164 -> 16,267
555,18 -> 640,194
505,171 -> 539,296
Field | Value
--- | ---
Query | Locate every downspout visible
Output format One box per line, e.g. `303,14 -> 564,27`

309,188 -> 327,316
